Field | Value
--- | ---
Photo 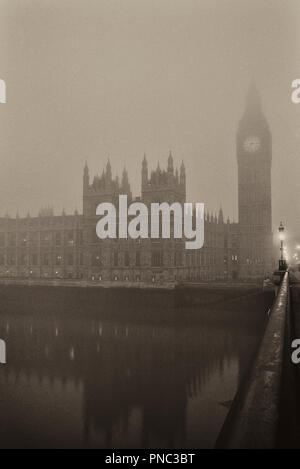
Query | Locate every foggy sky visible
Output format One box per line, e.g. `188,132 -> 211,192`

0,0 -> 300,243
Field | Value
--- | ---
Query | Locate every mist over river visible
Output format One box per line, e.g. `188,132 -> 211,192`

0,287 -> 271,448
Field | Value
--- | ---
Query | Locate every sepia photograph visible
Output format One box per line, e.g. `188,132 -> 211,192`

0,0 -> 300,453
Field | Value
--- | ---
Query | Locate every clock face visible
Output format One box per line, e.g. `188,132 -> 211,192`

243,136 -> 261,153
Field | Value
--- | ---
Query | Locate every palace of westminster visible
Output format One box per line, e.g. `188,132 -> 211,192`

0,85 -> 274,284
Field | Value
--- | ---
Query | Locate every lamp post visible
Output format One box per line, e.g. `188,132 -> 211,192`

278,221 -> 286,271
296,245 -> 300,270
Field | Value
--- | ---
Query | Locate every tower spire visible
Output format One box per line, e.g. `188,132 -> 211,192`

180,160 -> 186,199
142,153 -> 148,189
121,166 -> 130,193
106,157 -> 112,181
83,161 -> 89,191
236,84 -> 273,280
167,150 -> 174,173
246,79 -> 261,113
218,205 -> 224,224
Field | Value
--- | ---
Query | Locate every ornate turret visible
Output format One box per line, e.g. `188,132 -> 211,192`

180,161 -> 186,192
167,150 -> 174,186
218,206 -> 224,224
167,150 -> 174,174
106,158 -> 112,182
142,154 -> 148,189
39,206 -> 54,217
121,166 -> 132,198
83,158 -> 132,216
141,153 -> 186,204
83,161 -> 89,192
246,79 -> 261,113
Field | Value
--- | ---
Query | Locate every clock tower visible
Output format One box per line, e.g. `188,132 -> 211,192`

236,83 -> 273,280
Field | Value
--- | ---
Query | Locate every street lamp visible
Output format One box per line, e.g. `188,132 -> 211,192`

278,221 -> 286,271
296,245 -> 300,270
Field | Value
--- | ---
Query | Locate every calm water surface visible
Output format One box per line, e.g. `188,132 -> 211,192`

0,304 -> 262,448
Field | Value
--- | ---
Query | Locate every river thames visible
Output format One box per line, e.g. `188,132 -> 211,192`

0,285 -> 271,449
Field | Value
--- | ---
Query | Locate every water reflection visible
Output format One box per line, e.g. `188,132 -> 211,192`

0,311 -> 261,448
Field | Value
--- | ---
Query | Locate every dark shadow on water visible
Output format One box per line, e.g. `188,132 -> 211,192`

0,287 -> 273,448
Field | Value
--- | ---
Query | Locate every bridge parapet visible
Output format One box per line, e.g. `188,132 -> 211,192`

216,272 -> 289,449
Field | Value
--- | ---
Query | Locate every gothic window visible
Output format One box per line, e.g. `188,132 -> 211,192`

78,231 -> 83,245
30,232 -> 39,246
91,228 -> 99,243
114,250 -> 118,266
135,251 -> 141,267
55,254 -> 62,265
18,253 -> 26,265
31,254 -> 38,266
79,252 -> 84,266
41,232 -> 50,246
55,232 -> 61,246
8,252 -> 15,265
43,253 -> 50,266
8,233 -> 16,247
151,250 -> 162,267
175,251 -> 182,266
91,252 -> 102,266
67,230 -> 74,245
67,253 -> 74,266
19,232 -> 27,246
124,251 -> 130,267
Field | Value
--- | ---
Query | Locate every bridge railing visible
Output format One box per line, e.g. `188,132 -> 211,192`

215,271 -> 289,449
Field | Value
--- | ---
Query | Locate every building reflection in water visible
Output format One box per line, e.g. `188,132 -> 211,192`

0,309 -> 261,448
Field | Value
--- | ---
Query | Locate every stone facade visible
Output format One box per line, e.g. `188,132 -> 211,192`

0,154 -> 236,284
0,86 -> 273,284
81,151 -> 233,284
236,83 -> 274,279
